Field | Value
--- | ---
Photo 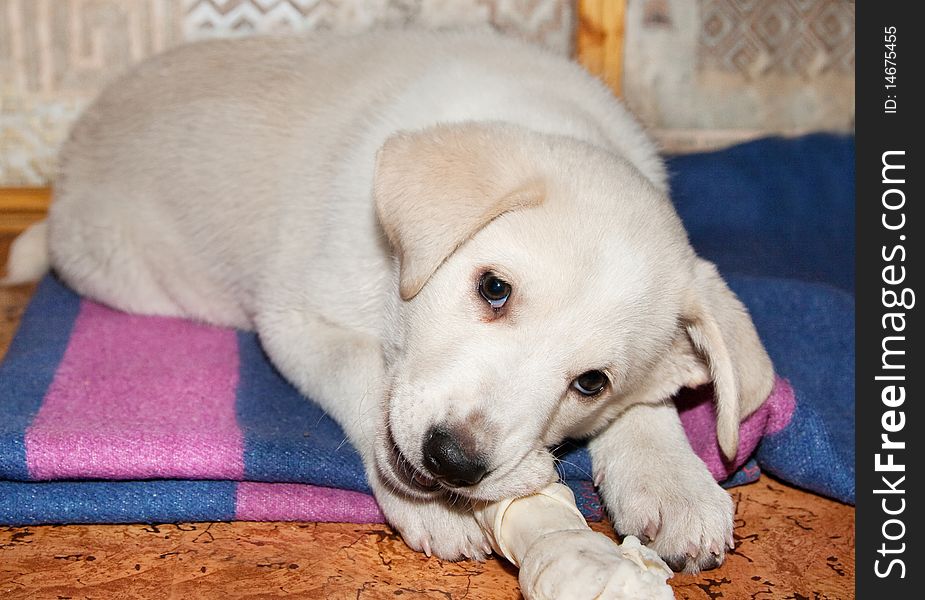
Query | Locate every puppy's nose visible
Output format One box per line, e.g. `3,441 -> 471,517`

421,428 -> 488,487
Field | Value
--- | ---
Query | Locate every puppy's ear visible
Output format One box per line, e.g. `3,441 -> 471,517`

631,259 -> 774,461
683,259 -> 774,459
374,124 -> 545,300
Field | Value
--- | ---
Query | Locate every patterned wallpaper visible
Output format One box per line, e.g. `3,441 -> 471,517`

699,0 -> 854,78
623,0 -> 855,152
0,0 -> 574,186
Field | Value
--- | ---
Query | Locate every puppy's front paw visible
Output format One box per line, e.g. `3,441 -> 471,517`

374,486 -> 492,561
597,461 -> 734,573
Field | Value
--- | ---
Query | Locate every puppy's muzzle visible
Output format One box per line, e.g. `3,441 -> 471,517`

421,427 -> 488,488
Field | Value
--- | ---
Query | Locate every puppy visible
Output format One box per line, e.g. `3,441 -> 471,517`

12,30 -> 773,572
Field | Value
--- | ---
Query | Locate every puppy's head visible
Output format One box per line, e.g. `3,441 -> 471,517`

373,123 -> 773,501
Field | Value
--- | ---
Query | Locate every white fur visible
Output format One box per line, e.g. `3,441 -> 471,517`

16,30 -> 774,572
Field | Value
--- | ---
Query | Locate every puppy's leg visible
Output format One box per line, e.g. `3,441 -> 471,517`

589,402 -> 734,573
256,311 -> 490,560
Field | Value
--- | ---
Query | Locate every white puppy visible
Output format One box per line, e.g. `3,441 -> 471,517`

13,30 -> 773,572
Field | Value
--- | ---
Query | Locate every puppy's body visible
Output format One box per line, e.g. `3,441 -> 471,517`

51,31 -> 660,330
41,30 -> 773,571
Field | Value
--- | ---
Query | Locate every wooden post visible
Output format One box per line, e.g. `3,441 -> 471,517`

0,188 -> 51,235
576,0 -> 627,97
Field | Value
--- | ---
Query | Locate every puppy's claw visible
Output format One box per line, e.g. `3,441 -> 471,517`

422,539 -> 432,558
642,521 -> 658,543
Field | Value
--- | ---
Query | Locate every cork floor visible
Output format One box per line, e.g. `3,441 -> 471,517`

0,236 -> 855,599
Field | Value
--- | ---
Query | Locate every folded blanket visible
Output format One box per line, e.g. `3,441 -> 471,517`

0,271 -> 849,526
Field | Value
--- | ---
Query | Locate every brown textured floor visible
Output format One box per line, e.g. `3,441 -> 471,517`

0,235 -> 855,599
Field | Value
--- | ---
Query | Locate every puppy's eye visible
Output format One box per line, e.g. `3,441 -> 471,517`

572,370 -> 607,396
478,272 -> 512,309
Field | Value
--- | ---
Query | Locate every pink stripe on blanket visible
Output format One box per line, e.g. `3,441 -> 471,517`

679,377 -> 796,481
25,301 -> 244,480
236,482 -> 385,523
